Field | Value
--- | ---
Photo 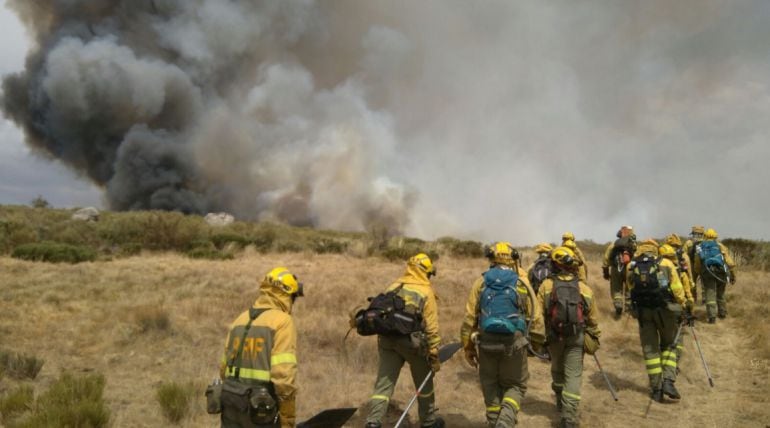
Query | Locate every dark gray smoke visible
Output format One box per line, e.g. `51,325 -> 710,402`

4,1 -> 770,242
2,0 -> 413,233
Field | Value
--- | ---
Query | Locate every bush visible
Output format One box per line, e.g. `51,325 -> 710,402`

312,238 -> 348,254
15,372 -> 110,428
11,242 -> 96,264
133,305 -> 171,333
0,220 -> 37,254
156,382 -> 196,424
437,237 -> 484,258
0,350 -> 44,380
186,247 -> 235,260
211,233 -> 251,249
0,385 -> 34,423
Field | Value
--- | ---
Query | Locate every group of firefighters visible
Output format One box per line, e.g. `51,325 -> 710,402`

210,225 -> 737,428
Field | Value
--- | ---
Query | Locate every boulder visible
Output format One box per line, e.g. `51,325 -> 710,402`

205,212 -> 235,227
71,207 -> 100,222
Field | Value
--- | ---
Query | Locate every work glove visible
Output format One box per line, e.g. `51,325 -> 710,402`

602,267 -> 610,281
583,331 -> 600,355
729,271 -> 736,285
464,346 -> 478,369
428,348 -> 441,373
278,397 -> 296,428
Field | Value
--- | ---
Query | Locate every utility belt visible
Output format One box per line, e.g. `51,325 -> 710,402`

477,331 -> 528,355
207,378 -> 279,426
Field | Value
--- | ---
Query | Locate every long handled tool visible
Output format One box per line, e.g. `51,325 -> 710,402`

394,342 -> 462,428
593,353 -> 618,401
689,325 -> 715,387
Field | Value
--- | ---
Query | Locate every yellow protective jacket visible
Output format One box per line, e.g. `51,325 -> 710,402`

219,280 -> 298,427
387,262 -> 441,351
671,251 -> 694,304
692,240 -> 736,278
602,243 -> 614,269
625,252 -> 686,307
460,265 -> 545,350
537,272 -> 600,339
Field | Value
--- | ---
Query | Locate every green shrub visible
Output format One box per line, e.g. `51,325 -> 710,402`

0,220 -> 37,254
0,350 -> 44,380
275,240 -> 305,253
156,381 -> 196,424
186,247 -> 234,260
0,385 -> 34,422
312,238 -> 348,254
211,233 -> 250,249
437,237 -> 484,258
118,242 -> 143,257
11,242 -> 96,264
15,372 -> 110,428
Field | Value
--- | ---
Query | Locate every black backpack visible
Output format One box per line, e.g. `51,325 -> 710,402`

547,279 -> 585,339
528,256 -> 552,294
354,285 -> 423,336
629,255 -> 668,308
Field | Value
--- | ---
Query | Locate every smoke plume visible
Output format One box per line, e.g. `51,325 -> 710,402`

3,1 -> 770,242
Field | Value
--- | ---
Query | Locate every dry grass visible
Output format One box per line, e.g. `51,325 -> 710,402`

0,250 -> 768,427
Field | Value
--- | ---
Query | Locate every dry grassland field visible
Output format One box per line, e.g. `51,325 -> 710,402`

1,249 -> 769,427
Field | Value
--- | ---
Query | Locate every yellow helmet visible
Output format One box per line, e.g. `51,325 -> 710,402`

563,239 -> 577,250
704,228 -> 718,240
658,244 -> 676,259
485,242 -> 519,266
534,242 -> 553,254
265,267 -> 303,296
551,246 -> 577,269
665,234 -> 682,248
562,232 -> 575,242
691,225 -> 705,236
409,253 -> 436,277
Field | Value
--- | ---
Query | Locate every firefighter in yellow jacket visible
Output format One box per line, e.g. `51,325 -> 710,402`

692,229 -> 736,324
659,243 -> 693,364
461,242 -> 545,428
219,267 -> 302,428
602,226 -> 636,316
682,225 -> 705,293
626,240 -> 686,402
537,246 -> 600,428
365,253 -> 444,428
562,233 -> 588,282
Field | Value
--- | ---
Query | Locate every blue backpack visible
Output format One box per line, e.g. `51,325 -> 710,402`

479,268 -> 527,335
697,240 -> 725,269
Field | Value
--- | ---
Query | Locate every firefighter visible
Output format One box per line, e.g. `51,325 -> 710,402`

365,254 -> 444,428
219,267 -> 303,428
659,243 -> 693,363
562,232 -> 588,282
627,240 -> 686,402
537,246 -> 600,428
461,242 -> 545,428
527,242 -> 554,294
602,226 -> 636,316
682,225 -> 705,300
692,229 -> 736,323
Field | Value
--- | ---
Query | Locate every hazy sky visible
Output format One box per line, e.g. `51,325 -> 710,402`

1,1 -> 768,244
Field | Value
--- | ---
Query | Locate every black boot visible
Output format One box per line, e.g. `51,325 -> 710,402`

650,388 -> 663,403
662,379 -> 681,399
422,416 -> 445,428
559,417 -> 578,428
555,392 -> 563,411
708,317 -> 716,324
365,422 -> 382,428
615,307 -> 623,316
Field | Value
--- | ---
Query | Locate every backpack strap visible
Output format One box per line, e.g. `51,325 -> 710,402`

229,307 -> 269,380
